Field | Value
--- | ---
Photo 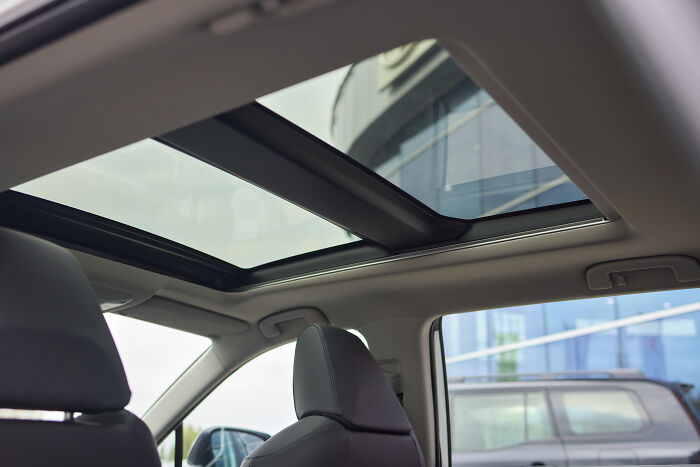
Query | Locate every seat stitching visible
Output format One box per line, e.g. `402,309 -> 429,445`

409,430 -> 424,467
315,324 -> 339,413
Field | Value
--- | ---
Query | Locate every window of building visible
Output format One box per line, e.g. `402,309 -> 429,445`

450,391 -> 553,451
559,390 -> 646,435
442,289 -> 700,400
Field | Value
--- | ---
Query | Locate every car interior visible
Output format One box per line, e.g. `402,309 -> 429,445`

0,0 -> 699,466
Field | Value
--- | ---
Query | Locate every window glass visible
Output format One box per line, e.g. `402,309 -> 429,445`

184,343 -> 296,436
526,392 -> 553,441
260,40 -> 588,219
450,391 -> 552,451
165,328 -> 367,466
443,289 -> 700,404
159,430 -> 176,466
442,287 -> 700,465
13,139 -> 358,268
170,343 -> 296,466
561,390 -> 645,435
104,313 -> 211,416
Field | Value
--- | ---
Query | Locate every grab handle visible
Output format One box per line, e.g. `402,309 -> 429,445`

586,256 -> 700,290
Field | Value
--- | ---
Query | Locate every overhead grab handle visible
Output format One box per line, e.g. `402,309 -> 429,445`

586,255 -> 700,290
259,307 -> 328,338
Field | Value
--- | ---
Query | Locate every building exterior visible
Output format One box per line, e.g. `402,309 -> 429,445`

442,289 -> 700,395
331,40 -> 586,219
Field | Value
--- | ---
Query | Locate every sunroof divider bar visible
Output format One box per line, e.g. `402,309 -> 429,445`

160,103 -> 470,252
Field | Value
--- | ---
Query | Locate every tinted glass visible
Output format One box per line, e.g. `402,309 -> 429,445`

13,139 -> 358,268
561,390 -> 646,435
260,40 -> 588,219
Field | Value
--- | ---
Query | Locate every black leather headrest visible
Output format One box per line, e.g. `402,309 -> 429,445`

293,324 -> 411,434
0,228 -> 130,413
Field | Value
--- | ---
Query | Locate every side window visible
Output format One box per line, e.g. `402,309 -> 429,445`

439,286 -> 700,466
172,343 -> 296,467
558,390 -> 646,435
160,329 -> 366,466
159,431 -> 176,466
101,314 -> 211,467
105,313 -> 211,416
450,391 -> 553,451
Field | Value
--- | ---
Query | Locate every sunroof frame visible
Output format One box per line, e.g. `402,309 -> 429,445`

0,103 -> 603,291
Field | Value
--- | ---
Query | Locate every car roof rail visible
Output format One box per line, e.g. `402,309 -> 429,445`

447,368 -> 645,384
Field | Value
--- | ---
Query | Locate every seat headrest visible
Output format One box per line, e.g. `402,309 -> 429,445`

293,324 -> 412,434
0,228 -> 130,413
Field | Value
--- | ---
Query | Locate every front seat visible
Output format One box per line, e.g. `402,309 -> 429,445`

0,228 -> 160,466
242,324 -> 425,467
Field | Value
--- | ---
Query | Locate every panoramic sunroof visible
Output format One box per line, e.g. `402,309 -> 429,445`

4,40 -> 598,288
259,40 -> 588,219
13,139 -> 358,268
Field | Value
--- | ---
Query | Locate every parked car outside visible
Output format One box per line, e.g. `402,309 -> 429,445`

449,371 -> 700,466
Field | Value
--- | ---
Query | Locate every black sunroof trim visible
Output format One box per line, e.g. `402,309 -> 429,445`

160,103 -> 472,252
0,0 -> 141,67
0,190 -> 390,291
0,190 -> 248,291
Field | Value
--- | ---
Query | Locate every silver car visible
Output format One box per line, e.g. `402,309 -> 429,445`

449,372 -> 700,466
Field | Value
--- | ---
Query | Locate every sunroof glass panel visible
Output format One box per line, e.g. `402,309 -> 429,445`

13,139 -> 358,268
259,40 -> 588,219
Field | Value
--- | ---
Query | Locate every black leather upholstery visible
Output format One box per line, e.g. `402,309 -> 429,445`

0,411 -> 159,466
0,228 -> 160,466
0,227 -> 129,412
293,324 -> 412,433
242,324 -> 425,466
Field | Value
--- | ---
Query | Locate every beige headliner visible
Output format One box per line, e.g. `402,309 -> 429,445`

1,0 -> 699,464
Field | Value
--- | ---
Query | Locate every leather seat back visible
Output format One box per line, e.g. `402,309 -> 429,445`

0,228 -> 160,467
241,324 -> 425,467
